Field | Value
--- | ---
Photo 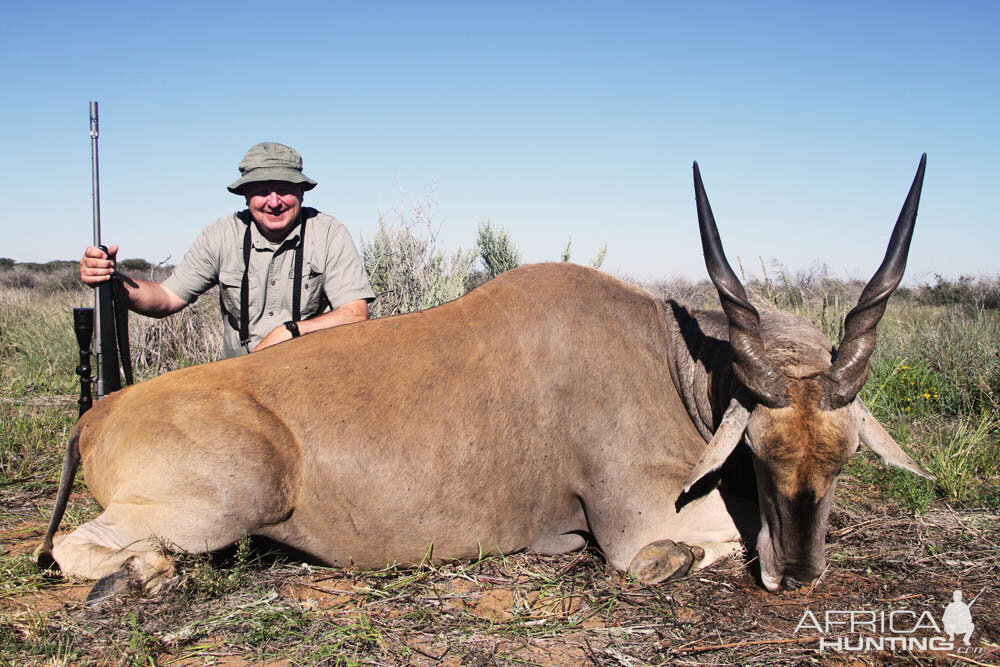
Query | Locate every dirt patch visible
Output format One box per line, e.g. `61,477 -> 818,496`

2,583 -> 90,614
280,578 -> 367,611
0,523 -> 45,551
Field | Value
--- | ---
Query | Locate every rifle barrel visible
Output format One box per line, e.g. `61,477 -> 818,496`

90,101 -> 101,247
89,101 -> 108,397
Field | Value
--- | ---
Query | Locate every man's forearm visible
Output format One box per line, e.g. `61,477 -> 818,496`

251,299 -> 369,353
119,276 -> 189,318
297,299 -> 369,334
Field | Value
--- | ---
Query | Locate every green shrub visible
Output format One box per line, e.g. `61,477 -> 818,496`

555,236 -> 609,270
361,213 -> 476,319
476,219 -> 521,280
590,242 -> 608,270
11,260 -> 77,273
915,274 -> 1000,310
0,265 -> 80,293
117,258 -> 153,273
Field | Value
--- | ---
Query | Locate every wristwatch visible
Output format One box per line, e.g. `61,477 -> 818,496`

284,321 -> 301,338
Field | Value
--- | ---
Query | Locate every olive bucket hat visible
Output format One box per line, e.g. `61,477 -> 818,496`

227,142 -> 318,194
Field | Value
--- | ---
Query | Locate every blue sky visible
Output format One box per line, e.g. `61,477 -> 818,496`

3,1 -> 997,283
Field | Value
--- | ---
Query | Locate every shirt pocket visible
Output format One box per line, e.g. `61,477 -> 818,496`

300,263 -> 326,316
218,269 -> 249,321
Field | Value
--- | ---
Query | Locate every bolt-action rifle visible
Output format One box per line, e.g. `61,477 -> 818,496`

75,101 -> 133,417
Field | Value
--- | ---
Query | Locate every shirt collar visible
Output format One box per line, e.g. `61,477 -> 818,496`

244,211 -> 303,252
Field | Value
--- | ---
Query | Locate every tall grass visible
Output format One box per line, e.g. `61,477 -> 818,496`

127,294 -> 222,378
868,304 -> 1000,416
0,404 -> 76,491
925,411 -> 1000,505
0,285 -> 85,396
0,270 -> 222,393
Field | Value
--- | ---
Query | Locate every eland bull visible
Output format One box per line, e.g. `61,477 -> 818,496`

37,156 -> 931,596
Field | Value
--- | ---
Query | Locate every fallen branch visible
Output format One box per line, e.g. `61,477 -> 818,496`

554,547 -> 590,577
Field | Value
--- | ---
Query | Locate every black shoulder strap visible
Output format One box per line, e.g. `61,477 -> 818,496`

292,213 -> 307,322
239,221 -> 252,348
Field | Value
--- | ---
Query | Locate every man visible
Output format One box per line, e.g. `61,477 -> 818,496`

80,142 -> 375,357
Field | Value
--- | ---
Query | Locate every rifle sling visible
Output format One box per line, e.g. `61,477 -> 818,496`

97,242 -> 131,391
110,274 -> 134,385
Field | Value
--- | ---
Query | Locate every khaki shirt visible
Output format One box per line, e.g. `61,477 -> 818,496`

163,208 -> 374,358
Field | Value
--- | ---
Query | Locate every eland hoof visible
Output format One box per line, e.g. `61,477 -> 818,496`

629,539 -> 704,585
33,545 -> 57,572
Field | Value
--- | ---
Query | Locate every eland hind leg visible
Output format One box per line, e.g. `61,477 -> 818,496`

52,484 -> 294,597
52,412 -> 299,594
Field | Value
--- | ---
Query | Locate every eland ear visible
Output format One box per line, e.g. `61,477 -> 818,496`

852,400 -> 935,480
683,399 -> 751,493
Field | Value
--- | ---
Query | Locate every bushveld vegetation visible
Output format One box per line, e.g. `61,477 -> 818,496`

0,221 -> 998,665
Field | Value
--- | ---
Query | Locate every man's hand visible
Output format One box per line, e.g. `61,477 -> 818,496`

80,244 -> 118,285
252,323 -> 294,352
79,244 -> 189,318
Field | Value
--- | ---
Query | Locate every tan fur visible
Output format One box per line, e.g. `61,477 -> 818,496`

756,380 -> 849,499
50,263 -> 745,587
45,262 -> 925,595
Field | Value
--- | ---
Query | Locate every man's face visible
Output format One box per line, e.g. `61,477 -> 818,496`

244,181 -> 304,242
